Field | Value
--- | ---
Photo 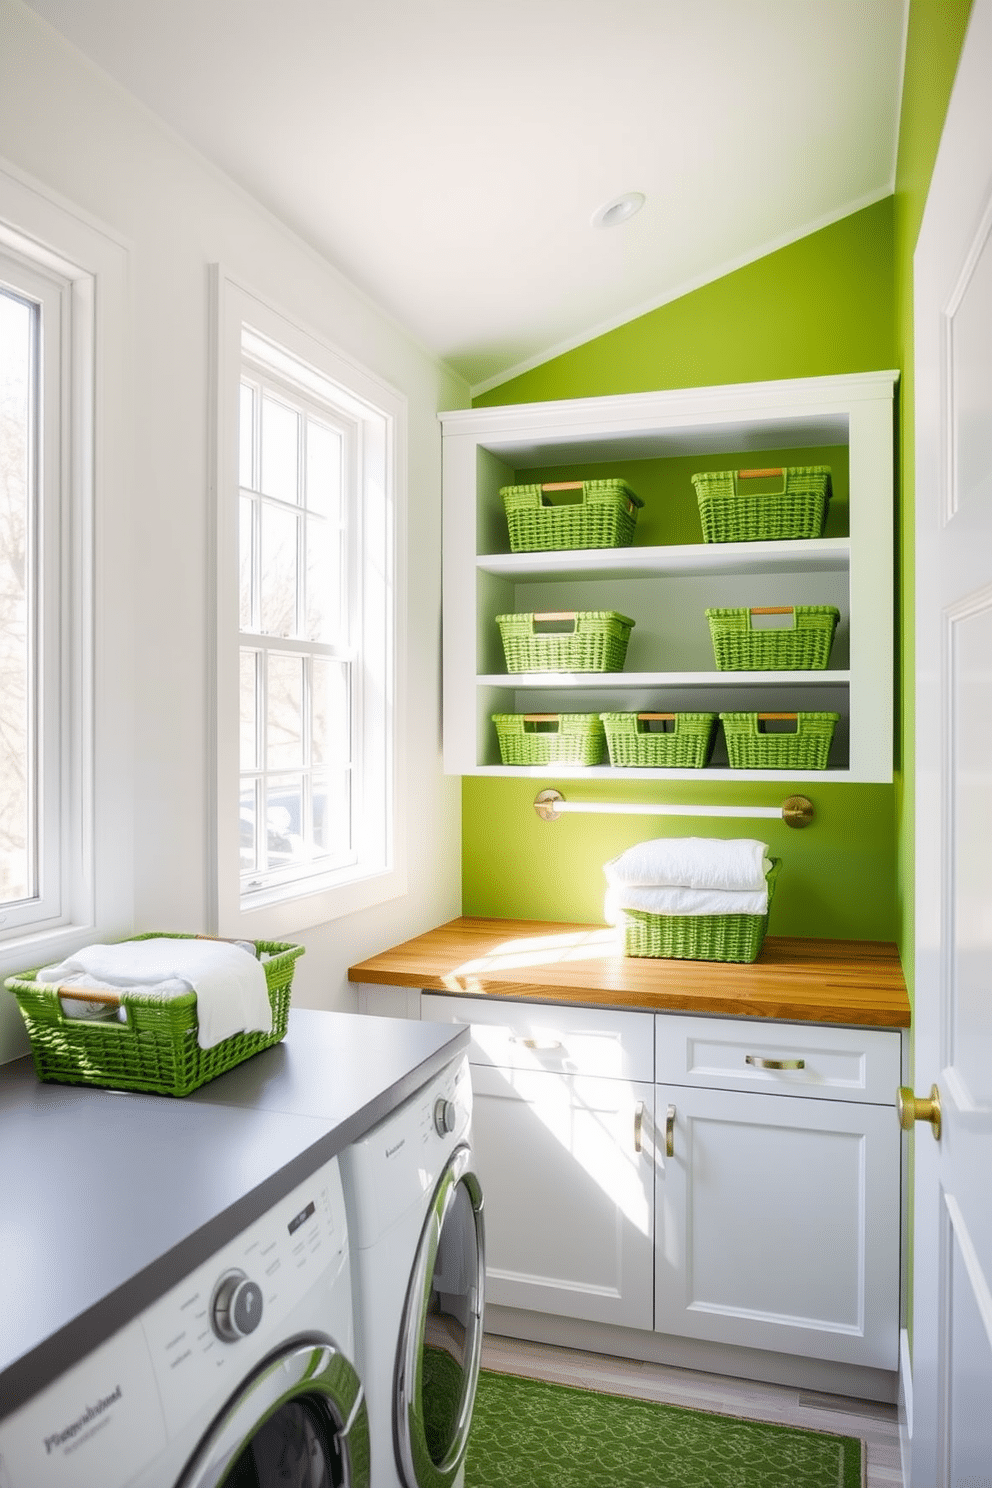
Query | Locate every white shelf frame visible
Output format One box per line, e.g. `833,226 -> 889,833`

440,371 -> 897,783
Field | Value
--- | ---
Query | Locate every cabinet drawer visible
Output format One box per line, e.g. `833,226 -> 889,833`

655,1014 -> 901,1105
422,994 -> 654,1082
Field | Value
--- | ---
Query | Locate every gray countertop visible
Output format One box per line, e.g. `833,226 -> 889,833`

0,1007 -> 468,1420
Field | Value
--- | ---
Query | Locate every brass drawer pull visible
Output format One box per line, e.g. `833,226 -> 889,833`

665,1103 -> 676,1158
510,1035 -> 564,1053
745,1054 -> 806,1071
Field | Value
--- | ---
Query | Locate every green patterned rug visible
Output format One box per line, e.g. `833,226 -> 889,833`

465,1370 -> 864,1488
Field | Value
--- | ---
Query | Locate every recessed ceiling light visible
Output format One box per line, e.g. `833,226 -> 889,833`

591,192 -> 646,229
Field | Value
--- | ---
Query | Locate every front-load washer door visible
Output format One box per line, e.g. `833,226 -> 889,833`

179,1337 -> 370,1488
395,1145 -> 485,1488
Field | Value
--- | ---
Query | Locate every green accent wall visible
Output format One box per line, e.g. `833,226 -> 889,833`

465,197 -> 898,941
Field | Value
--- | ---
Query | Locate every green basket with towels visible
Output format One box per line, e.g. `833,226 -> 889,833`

3,933 -> 303,1097
493,713 -> 606,767
500,479 -> 643,553
706,605 -> 840,671
692,466 -> 832,543
620,860 -> 780,963
496,610 -> 634,673
720,712 -> 840,771
600,712 -> 717,769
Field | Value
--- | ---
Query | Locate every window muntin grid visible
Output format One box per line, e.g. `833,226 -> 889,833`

238,365 -> 356,889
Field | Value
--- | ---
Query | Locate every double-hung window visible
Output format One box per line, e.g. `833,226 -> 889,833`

214,274 -> 404,935
0,168 -> 130,984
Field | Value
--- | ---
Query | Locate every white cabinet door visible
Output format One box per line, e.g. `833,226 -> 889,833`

472,1063 -> 654,1330
654,1084 -> 899,1369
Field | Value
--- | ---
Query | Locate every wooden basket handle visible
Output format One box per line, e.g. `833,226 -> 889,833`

738,468 -> 784,478
56,986 -> 122,1006
532,611 -> 577,622
540,481 -> 583,492
750,606 -> 795,615
758,713 -> 799,721
637,713 -> 676,721
522,714 -> 560,722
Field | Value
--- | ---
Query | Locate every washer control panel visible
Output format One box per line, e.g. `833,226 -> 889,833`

414,1055 -> 471,1156
140,1154 -> 347,1435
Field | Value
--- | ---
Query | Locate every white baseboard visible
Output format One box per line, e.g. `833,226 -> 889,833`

898,1328 -> 912,1488
485,1303 -> 899,1404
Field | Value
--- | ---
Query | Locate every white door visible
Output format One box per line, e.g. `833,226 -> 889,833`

913,0 -> 992,1480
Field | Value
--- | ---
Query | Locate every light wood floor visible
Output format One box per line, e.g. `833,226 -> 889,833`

480,1332 -> 903,1487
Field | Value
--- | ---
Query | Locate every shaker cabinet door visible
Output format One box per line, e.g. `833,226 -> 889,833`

654,1084 -> 900,1369
471,1063 -> 655,1330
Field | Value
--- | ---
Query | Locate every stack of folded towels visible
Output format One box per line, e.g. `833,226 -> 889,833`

603,836 -> 773,925
37,937 -> 272,1050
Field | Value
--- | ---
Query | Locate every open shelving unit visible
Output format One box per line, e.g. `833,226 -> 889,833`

439,371 -> 897,782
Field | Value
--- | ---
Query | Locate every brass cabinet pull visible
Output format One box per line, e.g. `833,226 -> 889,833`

634,1101 -> 644,1154
665,1103 -> 676,1158
745,1054 -> 806,1070
897,1084 -> 942,1140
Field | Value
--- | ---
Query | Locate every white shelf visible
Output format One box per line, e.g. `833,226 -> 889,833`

441,371 -> 897,783
467,764 -> 861,782
477,537 -> 850,581
479,670 -> 851,689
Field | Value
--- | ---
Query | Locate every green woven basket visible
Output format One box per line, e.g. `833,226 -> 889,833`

493,713 -> 606,766
692,466 -> 832,543
496,611 -> 635,673
500,479 -> 643,553
3,933 -> 303,1097
600,712 -> 717,769
720,712 -> 840,771
706,605 -> 839,671
620,860 -> 780,963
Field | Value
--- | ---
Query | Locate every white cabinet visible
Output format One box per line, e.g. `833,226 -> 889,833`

439,371 -> 897,781
422,993 -> 656,1329
419,994 -> 901,1373
653,1015 -> 900,1369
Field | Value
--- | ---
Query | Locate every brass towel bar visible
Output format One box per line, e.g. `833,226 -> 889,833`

533,790 -> 815,829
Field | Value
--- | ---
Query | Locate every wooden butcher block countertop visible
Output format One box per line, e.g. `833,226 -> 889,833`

349,917 -> 911,1029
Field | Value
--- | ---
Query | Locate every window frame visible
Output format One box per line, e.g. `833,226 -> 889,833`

211,267 -> 407,938
0,163 -> 132,982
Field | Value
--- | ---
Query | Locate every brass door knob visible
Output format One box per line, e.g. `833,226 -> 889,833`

897,1084 -> 941,1140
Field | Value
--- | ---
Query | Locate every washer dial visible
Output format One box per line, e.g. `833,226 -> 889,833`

210,1269 -> 264,1342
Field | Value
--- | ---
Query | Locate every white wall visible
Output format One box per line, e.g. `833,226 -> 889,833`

0,0 -> 466,1060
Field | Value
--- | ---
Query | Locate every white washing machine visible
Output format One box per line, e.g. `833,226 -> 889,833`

339,1053 -> 485,1488
0,1154 -> 369,1488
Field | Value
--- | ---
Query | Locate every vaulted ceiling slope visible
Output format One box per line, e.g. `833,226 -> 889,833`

23,0 -> 908,392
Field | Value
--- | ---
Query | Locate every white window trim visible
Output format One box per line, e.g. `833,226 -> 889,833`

0,157 -> 133,982
210,265 -> 408,939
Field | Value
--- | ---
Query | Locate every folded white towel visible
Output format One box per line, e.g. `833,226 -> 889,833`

38,939 -> 271,1050
604,836 -> 771,892
604,883 -> 769,925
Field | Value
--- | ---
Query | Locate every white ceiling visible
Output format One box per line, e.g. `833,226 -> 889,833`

23,0 -> 908,392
